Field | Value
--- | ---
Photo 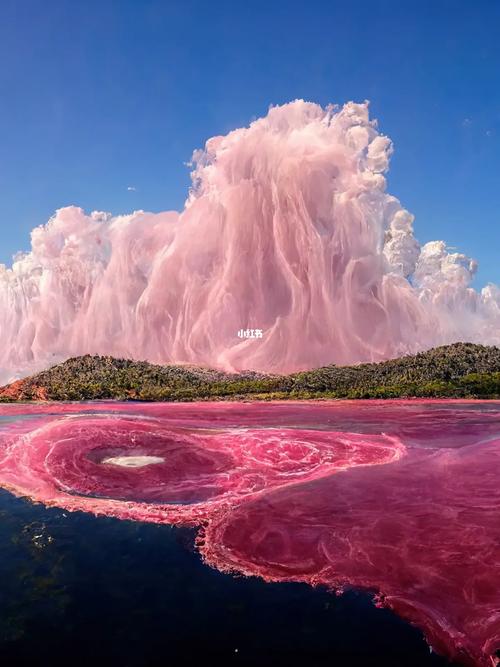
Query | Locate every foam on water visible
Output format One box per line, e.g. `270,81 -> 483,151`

101,455 -> 165,467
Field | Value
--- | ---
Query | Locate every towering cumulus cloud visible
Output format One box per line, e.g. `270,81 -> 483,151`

0,100 -> 499,382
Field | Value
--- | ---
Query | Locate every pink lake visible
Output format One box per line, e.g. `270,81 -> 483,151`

0,399 -> 499,667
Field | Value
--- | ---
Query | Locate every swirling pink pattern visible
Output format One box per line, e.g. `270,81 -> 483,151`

0,401 -> 404,524
1,399 -> 499,666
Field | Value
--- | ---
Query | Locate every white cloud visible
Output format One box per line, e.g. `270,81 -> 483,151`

0,100 -> 498,382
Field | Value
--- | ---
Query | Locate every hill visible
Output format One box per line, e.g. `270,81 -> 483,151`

1,343 -> 499,402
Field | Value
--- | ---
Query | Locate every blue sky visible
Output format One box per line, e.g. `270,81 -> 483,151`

0,0 -> 499,284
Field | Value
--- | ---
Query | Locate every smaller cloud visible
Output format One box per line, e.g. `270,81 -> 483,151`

486,129 -> 493,137
127,186 -> 137,192
462,117 -> 472,127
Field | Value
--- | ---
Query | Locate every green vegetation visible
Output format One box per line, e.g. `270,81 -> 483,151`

1,343 -> 500,402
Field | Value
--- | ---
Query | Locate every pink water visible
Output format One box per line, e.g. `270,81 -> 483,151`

0,399 -> 499,666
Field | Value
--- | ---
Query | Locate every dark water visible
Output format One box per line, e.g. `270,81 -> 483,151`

0,489 -> 451,667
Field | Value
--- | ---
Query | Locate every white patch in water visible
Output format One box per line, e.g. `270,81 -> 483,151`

102,455 -> 165,468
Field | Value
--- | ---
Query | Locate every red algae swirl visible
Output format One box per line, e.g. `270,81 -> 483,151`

0,400 -> 499,666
